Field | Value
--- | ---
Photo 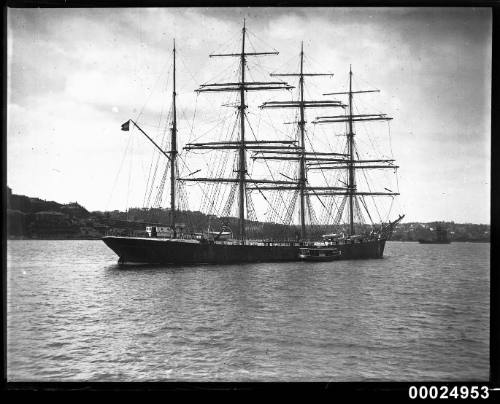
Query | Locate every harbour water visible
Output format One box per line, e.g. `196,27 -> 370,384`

7,240 -> 489,381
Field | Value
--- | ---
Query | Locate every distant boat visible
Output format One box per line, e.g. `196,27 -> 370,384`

418,225 -> 451,244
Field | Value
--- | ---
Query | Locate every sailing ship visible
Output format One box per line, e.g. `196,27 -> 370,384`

103,22 -> 404,264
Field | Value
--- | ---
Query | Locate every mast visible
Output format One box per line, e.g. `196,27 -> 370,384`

298,42 -> 306,239
170,39 -> 178,238
181,21 -> 292,241
120,41 -> 179,227
347,65 -> 355,235
238,20 -> 247,243
258,44 -> 342,240
311,67 -> 397,232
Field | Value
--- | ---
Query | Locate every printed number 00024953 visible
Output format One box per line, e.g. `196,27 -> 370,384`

408,386 -> 490,400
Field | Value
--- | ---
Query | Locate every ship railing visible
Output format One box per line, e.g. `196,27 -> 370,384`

320,235 -> 380,245
212,239 -> 306,247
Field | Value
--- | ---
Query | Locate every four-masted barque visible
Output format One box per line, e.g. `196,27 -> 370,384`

103,22 -> 404,264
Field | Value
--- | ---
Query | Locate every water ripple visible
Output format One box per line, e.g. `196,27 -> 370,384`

7,240 -> 489,381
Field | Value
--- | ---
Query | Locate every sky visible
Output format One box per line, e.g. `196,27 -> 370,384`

7,7 -> 491,224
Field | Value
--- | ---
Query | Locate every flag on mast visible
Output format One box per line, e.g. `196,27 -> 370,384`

121,120 -> 130,131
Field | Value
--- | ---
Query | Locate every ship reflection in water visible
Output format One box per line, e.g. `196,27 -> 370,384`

7,240 -> 489,381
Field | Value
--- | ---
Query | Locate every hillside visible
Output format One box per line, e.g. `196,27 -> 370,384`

6,187 -> 490,242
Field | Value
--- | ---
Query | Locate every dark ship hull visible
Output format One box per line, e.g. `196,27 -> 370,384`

418,239 -> 451,244
102,236 -> 387,265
